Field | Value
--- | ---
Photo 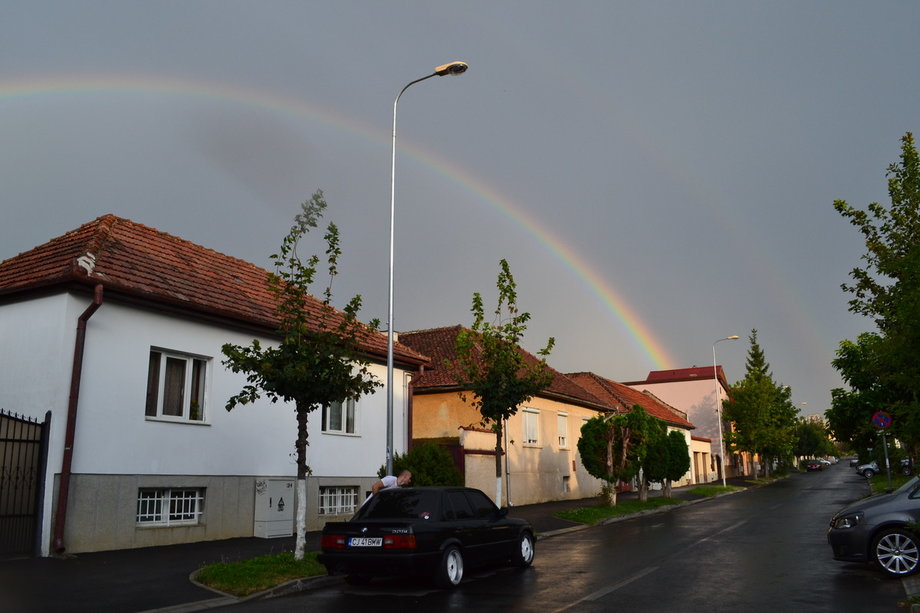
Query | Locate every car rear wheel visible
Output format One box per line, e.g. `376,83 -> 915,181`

873,528 -> 920,577
435,545 -> 464,588
863,468 -> 876,479
512,531 -> 535,567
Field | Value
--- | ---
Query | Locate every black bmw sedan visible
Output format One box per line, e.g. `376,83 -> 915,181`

318,486 -> 535,588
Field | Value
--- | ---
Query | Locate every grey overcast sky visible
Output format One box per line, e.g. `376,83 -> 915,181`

3,1 -> 918,418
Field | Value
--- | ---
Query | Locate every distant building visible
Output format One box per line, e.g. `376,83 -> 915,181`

624,366 -> 752,480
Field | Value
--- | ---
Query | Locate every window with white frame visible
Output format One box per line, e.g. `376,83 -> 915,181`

322,398 -> 357,434
318,486 -> 360,515
523,408 -> 540,445
145,349 -> 208,422
136,488 -> 204,526
557,412 -> 569,448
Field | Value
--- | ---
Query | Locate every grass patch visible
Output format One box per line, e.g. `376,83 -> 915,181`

687,484 -> 741,497
556,497 -> 681,524
195,551 -> 326,597
868,472 -> 913,493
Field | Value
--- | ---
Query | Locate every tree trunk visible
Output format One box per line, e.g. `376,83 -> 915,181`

494,424 -> 503,506
294,404 -> 309,561
638,470 -> 649,502
663,479 -> 672,499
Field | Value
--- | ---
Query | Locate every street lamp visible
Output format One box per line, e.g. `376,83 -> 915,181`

712,335 -> 739,487
387,61 -> 468,475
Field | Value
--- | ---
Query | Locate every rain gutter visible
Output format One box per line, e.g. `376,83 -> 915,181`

52,284 -> 103,553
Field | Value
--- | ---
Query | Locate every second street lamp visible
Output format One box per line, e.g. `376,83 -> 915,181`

712,335 -> 739,487
386,61 -> 468,475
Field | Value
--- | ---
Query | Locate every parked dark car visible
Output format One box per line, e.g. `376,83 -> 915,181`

828,476 -> 920,577
318,486 -> 535,588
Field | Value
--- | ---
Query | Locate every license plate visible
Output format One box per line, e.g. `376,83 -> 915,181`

348,537 -> 382,547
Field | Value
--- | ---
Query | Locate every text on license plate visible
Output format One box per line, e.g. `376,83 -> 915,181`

348,537 -> 382,547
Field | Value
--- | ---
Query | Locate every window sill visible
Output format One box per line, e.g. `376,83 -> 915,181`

145,416 -> 211,426
320,431 -> 360,437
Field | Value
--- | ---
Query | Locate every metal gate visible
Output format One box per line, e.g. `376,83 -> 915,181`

0,409 -> 50,558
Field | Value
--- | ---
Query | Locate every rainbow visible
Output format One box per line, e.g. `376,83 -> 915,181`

1,73 -> 675,369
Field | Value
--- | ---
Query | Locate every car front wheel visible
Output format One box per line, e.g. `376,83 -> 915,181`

863,469 -> 876,479
512,531 -> 535,567
873,528 -> 920,577
435,545 -> 464,588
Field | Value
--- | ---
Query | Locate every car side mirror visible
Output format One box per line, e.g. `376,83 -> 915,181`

497,507 -> 509,518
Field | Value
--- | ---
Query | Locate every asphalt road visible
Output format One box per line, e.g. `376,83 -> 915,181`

223,463 -> 908,612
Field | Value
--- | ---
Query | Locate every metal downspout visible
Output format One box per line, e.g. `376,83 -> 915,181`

52,284 -> 103,553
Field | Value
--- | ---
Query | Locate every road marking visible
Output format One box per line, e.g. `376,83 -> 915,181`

550,566 -> 659,613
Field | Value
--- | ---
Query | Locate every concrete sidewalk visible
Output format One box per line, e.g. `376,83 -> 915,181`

0,480 -> 743,613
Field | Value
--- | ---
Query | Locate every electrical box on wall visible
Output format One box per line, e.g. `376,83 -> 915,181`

254,478 -> 295,538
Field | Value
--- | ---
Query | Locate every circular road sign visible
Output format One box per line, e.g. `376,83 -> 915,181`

872,411 -> 892,430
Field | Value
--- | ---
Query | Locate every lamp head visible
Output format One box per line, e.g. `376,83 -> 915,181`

727,335 -> 739,340
434,61 -> 468,76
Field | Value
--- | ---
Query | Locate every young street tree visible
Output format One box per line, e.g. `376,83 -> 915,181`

829,132 -> 920,455
722,329 -> 797,478
221,191 -> 381,560
454,259 -> 554,505
577,406 -> 663,505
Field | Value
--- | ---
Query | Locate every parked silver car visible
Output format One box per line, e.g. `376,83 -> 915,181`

828,477 -> 920,577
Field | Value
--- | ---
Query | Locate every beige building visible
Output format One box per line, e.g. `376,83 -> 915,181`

400,326 -> 612,507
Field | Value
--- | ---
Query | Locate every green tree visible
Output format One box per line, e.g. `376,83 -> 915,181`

723,330 -> 797,478
578,413 -> 635,506
454,259 -> 554,505
577,406 -> 657,504
830,133 -> 920,455
629,407 -> 665,503
221,191 -> 381,560
382,441 -> 464,486
662,430 -> 691,498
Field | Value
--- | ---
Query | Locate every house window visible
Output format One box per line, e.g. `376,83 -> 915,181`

319,486 -> 359,515
557,412 -> 569,448
523,408 -> 539,445
145,349 -> 208,422
322,399 -> 357,434
136,488 -> 204,526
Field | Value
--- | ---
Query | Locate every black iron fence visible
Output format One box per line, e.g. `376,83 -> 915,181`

0,409 -> 50,558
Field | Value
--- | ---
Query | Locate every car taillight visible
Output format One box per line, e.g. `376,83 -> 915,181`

321,535 -> 347,549
383,534 -> 417,549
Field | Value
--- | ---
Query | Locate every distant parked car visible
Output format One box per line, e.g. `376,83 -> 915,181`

850,458 -> 860,467
318,486 -> 534,588
858,460 -> 912,478
828,476 -> 920,577
806,459 -> 825,471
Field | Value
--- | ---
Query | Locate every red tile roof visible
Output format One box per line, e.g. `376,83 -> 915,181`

566,371 -> 695,430
0,215 -> 427,366
626,366 -> 730,391
399,325 -> 612,412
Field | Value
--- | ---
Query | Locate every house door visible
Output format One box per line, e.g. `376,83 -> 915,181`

0,409 -> 50,558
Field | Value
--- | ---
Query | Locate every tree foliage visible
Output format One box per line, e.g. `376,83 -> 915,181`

381,441 -> 464,486
829,133 -> 920,456
221,190 -> 381,559
577,406 -> 687,503
453,259 -> 554,505
723,330 -> 797,477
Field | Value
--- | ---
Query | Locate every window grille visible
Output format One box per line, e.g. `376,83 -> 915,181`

137,489 -> 204,526
318,486 -> 359,515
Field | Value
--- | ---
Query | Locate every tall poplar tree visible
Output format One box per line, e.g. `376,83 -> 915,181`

723,330 -> 796,477
454,259 -> 554,505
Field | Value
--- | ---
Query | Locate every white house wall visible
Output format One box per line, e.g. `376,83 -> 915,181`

0,292 -> 407,553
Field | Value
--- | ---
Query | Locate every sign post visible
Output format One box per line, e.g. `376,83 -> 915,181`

872,411 -> 893,490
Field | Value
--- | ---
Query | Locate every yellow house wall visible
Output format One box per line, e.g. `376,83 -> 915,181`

413,391 -> 605,506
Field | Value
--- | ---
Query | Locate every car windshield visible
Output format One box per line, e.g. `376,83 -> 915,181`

355,489 -> 442,520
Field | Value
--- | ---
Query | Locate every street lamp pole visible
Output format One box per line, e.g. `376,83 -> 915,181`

387,61 -> 468,475
712,335 -> 739,487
